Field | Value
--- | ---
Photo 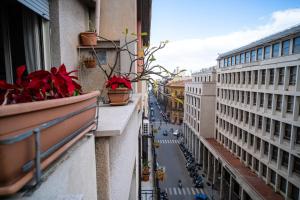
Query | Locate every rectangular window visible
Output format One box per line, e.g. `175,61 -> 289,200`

261,70 -> 266,84
271,146 -> 278,161
284,124 -> 291,140
289,184 -> 299,200
264,46 -> 271,59
231,56 -> 235,65
242,72 -> 245,84
251,113 -> 255,126
293,156 -> 300,174
256,138 -> 261,150
254,158 -> 259,171
278,68 -> 284,85
227,57 -> 231,66
248,71 -> 251,84
282,40 -> 290,56
270,169 -> 276,184
254,70 -> 258,84
224,58 -> 227,67
276,95 -> 282,111
287,96 -> 294,113
296,127 -> 300,144
280,176 -> 287,193
247,92 -> 250,104
258,116 -> 262,129
250,134 -> 253,146
262,164 -> 267,177
253,92 -> 257,106
281,151 -> 289,167
264,141 -> 269,155
235,55 -> 240,65
289,66 -> 297,85
266,118 -> 271,132
241,53 -> 245,64
267,94 -> 272,109
260,93 -> 264,107
245,51 -> 250,63
269,69 -> 274,84
274,121 -> 280,136
251,50 -> 256,62
272,43 -> 280,57
293,37 -> 300,54
257,48 -> 262,60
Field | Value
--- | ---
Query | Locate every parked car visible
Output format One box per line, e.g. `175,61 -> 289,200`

173,129 -> 179,136
163,130 -> 168,136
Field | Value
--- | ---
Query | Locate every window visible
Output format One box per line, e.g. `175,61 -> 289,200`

278,68 -> 284,85
271,146 -> 278,161
269,69 -> 274,84
245,51 -> 250,63
257,48 -> 262,60
281,151 -> 289,167
241,53 -> 245,64
253,92 -> 257,106
274,121 -> 280,136
284,124 -> 291,140
258,116 -> 262,129
250,134 -> 254,146
224,58 -> 227,67
267,94 -> 272,109
251,50 -> 256,62
231,56 -> 235,65
247,92 -> 250,104
247,71 -> 251,84
293,156 -> 300,175
261,70 -> 266,84
251,113 -> 255,126
260,93 -> 264,107
264,46 -> 271,59
279,176 -> 287,193
293,37 -> 300,54
254,158 -> 259,171
254,70 -> 258,84
289,184 -> 299,200
296,127 -> 300,144
242,72 -> 245,84
262,164 -> 267,177
276,95 -> 282,111
287,96 -> 294,113
266,118 -> 271,133
256,138 -> 261,150
245,112 -> 249,124
282,40 -> 290,56
227,57 -> 231,66
264,141 -> 269,155
289,66 -> 297,85
272,43 -> 280,57
235,55 -> 240,64
270,169 -> 276,184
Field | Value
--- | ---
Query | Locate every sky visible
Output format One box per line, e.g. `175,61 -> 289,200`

150,0 -> 300,74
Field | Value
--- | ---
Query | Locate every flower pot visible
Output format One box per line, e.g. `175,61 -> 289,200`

107,88 -> 130,106
142,173 -> 150,182
84,58 -> 97,68
0,91 -> 100,195
80,32 -> 97,46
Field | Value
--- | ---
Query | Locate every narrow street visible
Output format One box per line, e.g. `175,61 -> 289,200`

149,93 -> 209,200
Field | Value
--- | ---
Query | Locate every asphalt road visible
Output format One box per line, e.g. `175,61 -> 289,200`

149,93 -> 206,200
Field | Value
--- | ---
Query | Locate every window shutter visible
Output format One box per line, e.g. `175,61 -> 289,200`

18,0 -> 49,20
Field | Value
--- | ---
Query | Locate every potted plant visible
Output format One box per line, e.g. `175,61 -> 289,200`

79,21 -> 97,46
153,140 -> 160,148
142,161 -> 150,181
0,64 -> 99,195
156,167 -> 166,181
106,75 -> 132,105
83,56 -> 97,68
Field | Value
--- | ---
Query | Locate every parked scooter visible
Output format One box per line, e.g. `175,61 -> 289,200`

160,191 -> 169,200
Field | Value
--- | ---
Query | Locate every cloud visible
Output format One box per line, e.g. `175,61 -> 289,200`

153,8 -> 300,73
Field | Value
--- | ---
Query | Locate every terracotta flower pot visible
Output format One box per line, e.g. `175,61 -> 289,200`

0,91 -> 100,195
142,173 -> 150,182
80,32 -> 97,46
107,88 -> 131,106
84,58 -> 97,68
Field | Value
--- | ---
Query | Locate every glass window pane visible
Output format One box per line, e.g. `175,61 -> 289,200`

264,46 -> 271,59
245,51 -> 250,63
293,37 -> 300,54
241,53 -> 245,64
257,48 -> 262,60
282,40 -> 290,56
235,55 -> 240,64
251,50 -> 256,62
272,43 -> 280,57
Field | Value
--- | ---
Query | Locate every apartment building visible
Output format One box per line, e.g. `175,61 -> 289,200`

183,25 -> 300,200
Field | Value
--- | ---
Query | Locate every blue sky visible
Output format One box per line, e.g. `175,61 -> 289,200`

151,0 -> 300,73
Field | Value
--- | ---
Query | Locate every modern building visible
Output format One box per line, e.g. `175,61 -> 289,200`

183,25 -> 300,200
0,0 -> 152,200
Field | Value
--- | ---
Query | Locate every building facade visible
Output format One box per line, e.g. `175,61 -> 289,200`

184,25 -> 300,200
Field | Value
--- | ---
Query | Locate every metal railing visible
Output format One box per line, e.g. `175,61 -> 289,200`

0,102 -> 97,188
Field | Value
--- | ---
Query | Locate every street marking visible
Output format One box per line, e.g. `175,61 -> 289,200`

177,188 -> 181,195
191,188 -> 196,194
173,187 -> 177,195
168,188 -> 172,195
182,188 -> 186,195
157,139 -> 179,144
200,188 -> 204,193
186,187 -> 191,195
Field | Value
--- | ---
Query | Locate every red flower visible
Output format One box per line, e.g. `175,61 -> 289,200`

0,64 -> 82,105
106,75 -> 132,90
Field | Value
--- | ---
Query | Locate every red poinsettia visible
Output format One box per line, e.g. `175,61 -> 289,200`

106,75 -> 132,90
0,64 -> 82,105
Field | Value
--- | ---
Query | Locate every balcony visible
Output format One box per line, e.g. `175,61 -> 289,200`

2,94 -> 143,200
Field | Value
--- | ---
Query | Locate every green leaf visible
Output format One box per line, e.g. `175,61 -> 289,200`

141,32 -> 148,36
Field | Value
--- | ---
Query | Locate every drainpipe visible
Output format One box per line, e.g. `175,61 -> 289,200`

95,0 -> 101,36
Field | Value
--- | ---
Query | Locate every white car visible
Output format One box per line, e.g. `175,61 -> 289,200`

173,129 -> 179,136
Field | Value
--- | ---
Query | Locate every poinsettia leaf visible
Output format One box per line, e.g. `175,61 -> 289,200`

0,80 -> 16,89
16,65 -> 26,85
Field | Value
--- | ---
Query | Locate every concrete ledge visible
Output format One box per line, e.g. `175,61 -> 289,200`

95,94 -> 141,137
